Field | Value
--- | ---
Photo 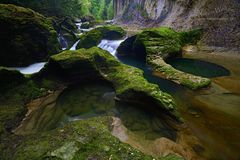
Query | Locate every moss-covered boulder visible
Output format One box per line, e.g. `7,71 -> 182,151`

77,25 -> 126,49
0,4 -> 60,67
0,67 -> 26,93
81,22 -> 92,29
43,47 -> 179,119
58,17 -> 79,48
10,117 -> 149,159
4,116 -> 182,160
117,27 -> 211,90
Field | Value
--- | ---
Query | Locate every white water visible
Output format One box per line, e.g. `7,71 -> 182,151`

70,40 -> 80,50
13,62 -> 46,74
76,22 -> 82,30
98,39 -> 125,56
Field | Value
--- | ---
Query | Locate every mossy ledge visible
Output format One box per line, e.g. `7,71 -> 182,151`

0,4 -> 60,67
117,27 -> 211,90
76,25 -> 126,49
43,47 -> 179,119
11,116 -> 183,160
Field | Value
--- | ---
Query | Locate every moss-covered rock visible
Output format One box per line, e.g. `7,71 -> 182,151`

77,25 -> 126,49
58,17 -> 79,48
81,22 -> 92,29
43,47 -> 179,119
0,67 -> 26,93
0,4 -> 60,67
117,27 -> 211,89
9,116 -> 182,160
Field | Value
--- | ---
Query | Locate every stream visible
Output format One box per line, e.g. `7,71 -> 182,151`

98,39 -> 240,160
13,23 -> 240,159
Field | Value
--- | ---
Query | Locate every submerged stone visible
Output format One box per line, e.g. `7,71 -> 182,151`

118,27 -> 211,89
0,4 -> 60,67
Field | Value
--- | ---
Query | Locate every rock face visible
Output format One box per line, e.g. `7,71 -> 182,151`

114,0 -> 240,49
0,4 -> 60,67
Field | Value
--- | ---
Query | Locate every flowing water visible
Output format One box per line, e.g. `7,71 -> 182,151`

13,62 -> 46,74
70,40 -> 81,50
98,39 -> 126,57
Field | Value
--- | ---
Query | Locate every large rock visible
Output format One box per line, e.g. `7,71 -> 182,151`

76,25 -> 126,49
0,67 -> 26,93
118,27 -> 211,89
9,116 -> 183,160
43,47 -> 179,119
0,4 -> 60,67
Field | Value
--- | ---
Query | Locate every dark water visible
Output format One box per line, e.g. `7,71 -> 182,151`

117,56 -> 187,95
166,58 -> 230,78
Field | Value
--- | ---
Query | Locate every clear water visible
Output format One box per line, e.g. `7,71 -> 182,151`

166,58 -> 230,78
16,83 -> 176,141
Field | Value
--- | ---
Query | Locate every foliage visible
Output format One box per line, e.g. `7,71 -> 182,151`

0,0 -> 114,19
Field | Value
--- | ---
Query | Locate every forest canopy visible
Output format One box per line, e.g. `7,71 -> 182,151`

0,0 -> 114,19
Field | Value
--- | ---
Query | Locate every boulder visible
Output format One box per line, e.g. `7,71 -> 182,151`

11,117 -> 181,159
0,4 -> 60,67
77,25 -> 126,49
0,67 -> 26,93
43,47 -> 179,119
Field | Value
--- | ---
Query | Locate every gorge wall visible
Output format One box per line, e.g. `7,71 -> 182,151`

113,0 -> 240,49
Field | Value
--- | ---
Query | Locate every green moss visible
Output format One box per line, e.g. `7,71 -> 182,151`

81,22 -> 93,29
77,25 -> 126,49
150,58 -> 211,90
11,117 -> 157,160
118,27 -> 210,90
77,29 -> 103,49
179,28 -> 203,45
0,4 -> 60,67
97,25 -> 126,40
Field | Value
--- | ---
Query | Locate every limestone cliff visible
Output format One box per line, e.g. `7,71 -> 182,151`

114,0 -> 240,49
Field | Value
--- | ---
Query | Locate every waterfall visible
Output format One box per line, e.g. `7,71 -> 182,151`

70,40 -> 80,50
13,62 -> 46,74
58,34 -> 68,50
98,39 -> 125,56
76,22 -> 82,30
